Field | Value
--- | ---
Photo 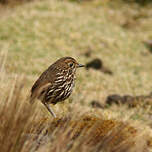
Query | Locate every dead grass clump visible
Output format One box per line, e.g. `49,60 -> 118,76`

28,114 -> 148,152
0,75 -> 38,152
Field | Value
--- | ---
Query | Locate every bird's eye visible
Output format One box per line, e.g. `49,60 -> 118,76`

69,63 -> 74,67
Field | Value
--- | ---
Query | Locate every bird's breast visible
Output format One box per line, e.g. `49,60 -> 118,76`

46,72 -> 75,104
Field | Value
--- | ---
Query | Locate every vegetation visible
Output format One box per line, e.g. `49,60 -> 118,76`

0,69 -> 149,151
0,0 -> 152,151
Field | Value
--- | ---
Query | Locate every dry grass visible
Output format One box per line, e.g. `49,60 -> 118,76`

0,71 -> 149,151
0,0 -> 152,151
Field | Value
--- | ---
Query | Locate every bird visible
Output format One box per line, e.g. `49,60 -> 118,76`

30,57 -> 84,118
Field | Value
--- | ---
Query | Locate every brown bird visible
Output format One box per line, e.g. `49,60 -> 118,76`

30,57 -> 84,118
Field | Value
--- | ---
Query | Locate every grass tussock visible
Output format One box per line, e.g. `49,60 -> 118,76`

0,79 -> 35,152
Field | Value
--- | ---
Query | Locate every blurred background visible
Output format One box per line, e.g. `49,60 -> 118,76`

0,0 -> 152,151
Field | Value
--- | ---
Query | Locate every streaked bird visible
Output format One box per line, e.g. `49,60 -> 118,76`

30,57 -> 84,118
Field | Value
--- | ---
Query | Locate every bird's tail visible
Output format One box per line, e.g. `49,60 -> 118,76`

27,92 -> 36,104
29,97 -> 36,104
30,94 -> 36,104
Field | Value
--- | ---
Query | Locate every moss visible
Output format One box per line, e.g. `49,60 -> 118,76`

28,114 -> 140,151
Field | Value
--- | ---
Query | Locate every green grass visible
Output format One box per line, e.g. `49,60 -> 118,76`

0,0 -> 152,151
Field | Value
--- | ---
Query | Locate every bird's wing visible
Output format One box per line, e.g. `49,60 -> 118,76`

30,65 -> 58,104
31,70 -> 49,94
30,82 -> 52,104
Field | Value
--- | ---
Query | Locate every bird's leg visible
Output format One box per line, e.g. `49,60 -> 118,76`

43,103 -> 56,118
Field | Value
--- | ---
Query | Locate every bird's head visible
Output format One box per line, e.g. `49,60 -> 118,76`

55,57 -> 84,72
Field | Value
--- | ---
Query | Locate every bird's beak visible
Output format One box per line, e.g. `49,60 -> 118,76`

77,63 -> 85,68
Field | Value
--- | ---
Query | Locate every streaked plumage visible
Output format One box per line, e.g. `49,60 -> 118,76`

30,57 -> 84,117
